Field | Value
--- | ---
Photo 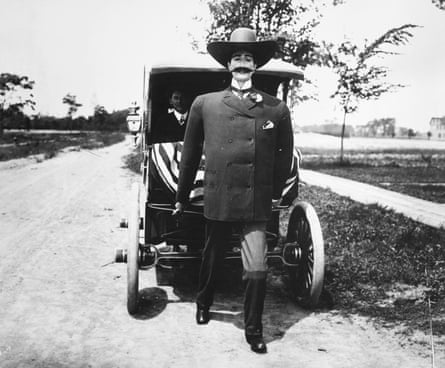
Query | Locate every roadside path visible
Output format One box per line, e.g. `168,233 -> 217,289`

300,169 -> 445,229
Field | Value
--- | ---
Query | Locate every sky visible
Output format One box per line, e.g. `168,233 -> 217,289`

1,0 -> 444,132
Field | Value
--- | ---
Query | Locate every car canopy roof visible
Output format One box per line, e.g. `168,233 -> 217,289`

144,52 -> 303,144
147,51 -> 304,80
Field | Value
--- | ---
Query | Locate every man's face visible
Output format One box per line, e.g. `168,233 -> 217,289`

227,51 -> 256,84
170,91 -> 187,113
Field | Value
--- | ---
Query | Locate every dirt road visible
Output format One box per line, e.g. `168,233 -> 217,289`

0,137 -> 440,367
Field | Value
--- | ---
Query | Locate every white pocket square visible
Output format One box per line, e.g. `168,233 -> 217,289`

262,120 -> 274,130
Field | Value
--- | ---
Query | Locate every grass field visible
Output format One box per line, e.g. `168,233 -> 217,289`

291,185 -> 445,339
294,132 -> 445,151
0,130 -> 126,161
296,133 -> 445,203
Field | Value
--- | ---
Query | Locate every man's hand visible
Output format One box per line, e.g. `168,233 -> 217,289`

172,202 -> 185,217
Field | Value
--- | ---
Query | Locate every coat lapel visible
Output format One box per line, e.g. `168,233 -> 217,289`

246,88 -> 264,114
222,89 -> 256,117
243,96 -> 257,111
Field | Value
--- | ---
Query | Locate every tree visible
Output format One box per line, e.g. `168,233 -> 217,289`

107,109 -> 128,131
202,0 -> 344,105
325,24 -> 419,162
62,94 -> 82,131
0,73 -> 35,135
62,94 -> 82,118
366,118 -> 395,137
92,104 -> 109,130
432,0 -> 445,10
204,0 -> 339,67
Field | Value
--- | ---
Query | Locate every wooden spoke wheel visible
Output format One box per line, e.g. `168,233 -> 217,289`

127,182 -> 141,315
285,201 -> 324,307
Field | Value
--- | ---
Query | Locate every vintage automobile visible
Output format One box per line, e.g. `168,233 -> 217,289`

114,52 -> 325,315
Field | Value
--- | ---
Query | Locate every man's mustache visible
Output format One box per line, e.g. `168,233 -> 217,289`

232,67 -> 254,73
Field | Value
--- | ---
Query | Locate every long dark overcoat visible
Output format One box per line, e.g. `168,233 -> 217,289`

176,88 -> 293,222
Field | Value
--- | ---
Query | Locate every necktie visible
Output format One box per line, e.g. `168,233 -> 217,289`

231,87 -> 252,99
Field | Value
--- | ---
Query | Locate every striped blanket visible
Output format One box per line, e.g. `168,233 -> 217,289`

151,142 -> 300,206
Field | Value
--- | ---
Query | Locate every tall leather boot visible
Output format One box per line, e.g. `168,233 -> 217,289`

244,278 -> 267,353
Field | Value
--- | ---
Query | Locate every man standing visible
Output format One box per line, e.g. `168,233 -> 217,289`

174,28 -> 293,353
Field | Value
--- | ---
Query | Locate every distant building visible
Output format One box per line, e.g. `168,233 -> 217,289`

300,123 -> 354,137
354,125 -> 369,136
429,117 -> 445,139
355,118 -> 396,137
396,127 -> 410,137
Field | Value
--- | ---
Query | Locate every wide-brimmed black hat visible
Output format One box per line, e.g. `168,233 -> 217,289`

207,27 -> 277,68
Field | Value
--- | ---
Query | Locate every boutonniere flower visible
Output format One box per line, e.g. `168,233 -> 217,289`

248,92 -> 263,103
